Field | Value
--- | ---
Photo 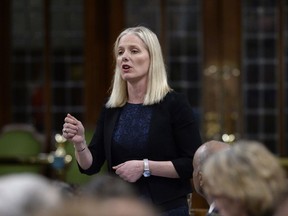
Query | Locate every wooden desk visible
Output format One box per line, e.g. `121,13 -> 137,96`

190,208 -> 208,216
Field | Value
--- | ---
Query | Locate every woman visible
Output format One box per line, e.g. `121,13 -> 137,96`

202,140 -> 287,216
62,26 -> 202,215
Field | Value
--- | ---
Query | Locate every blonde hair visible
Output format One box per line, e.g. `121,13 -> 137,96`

203,140 -> 287,216
106,26 -> 172,108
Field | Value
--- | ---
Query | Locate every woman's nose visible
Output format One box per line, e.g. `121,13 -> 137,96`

122,53 -> 128,61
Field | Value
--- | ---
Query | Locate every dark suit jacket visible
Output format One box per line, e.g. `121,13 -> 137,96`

79,91 -> 202,207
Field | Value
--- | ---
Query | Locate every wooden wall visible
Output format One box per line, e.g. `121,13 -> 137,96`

0,0 -> 11,129
84,0 -> 125,129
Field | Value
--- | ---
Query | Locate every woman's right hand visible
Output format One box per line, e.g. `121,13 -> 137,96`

62,113 -> 85,146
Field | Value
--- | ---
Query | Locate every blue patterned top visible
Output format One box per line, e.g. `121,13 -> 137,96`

112,103 -> 153,166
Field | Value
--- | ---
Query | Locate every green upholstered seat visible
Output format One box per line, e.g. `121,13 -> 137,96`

0,124 -> 44,175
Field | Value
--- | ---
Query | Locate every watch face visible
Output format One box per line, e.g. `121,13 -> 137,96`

143,170 -> 151,177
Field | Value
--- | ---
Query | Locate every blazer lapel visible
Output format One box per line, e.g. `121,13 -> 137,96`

104,108 -> 120,170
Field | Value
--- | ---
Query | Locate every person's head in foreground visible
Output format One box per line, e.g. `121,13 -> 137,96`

192,140 -> 230,204
273,188 -> 288,216
202,140 -> 287,216
35,196 -> 159,216
0,173 -> 63,216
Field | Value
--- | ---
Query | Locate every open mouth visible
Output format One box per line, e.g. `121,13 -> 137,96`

122,64 -> 131,69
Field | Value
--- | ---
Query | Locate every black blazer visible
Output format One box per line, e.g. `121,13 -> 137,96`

79,91 -> 202,206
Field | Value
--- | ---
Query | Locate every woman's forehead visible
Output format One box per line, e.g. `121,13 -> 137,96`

118,33 -> 145,47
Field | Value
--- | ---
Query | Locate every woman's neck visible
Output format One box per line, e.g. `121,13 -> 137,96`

127,82 -> 147,104
127,94 -> 145,104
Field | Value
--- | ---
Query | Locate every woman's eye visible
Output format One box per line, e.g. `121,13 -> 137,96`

131,49 -> 138,54
118,50 -> 123,55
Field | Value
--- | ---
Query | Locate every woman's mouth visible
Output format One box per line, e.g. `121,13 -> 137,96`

122,64 -> 131,72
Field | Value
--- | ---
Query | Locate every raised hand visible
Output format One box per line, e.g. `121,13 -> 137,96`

62,113 -> 85,145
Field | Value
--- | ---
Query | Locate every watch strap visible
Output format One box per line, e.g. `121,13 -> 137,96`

143,159 -> 149,171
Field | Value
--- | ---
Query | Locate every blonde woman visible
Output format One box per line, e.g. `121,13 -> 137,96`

63,26 -> 202,215
202,140 -> 287,216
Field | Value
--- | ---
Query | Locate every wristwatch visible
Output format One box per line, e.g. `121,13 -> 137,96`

143,159 -> 151,177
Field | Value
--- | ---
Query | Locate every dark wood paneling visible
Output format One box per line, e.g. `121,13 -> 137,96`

202,0 -> 241,141
84,0 -> 124,129
43,0 -> 52,152
202,0 -> 223,140
0,0 -> 11,129
220,0 -> 242,137
277,0 -> 286,155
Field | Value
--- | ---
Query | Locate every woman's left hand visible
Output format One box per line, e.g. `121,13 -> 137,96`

113,160 -> 143,182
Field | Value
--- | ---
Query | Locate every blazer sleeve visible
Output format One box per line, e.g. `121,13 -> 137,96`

168,92 -> 202,178
78,105 -> 107,175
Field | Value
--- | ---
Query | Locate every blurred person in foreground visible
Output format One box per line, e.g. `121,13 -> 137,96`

35,196 -> 159,216
273,188 -> 288,216
62,26 -> 202,215
0,173 -> 63,216
202,140 -> 287,216
79,173 -> 137,199
192,140 -> 230,215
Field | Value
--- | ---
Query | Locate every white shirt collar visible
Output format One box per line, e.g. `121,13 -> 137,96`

208,202 -> 216,214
